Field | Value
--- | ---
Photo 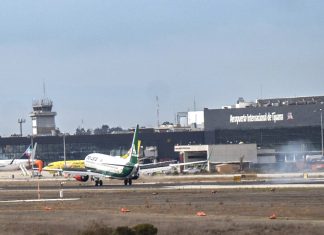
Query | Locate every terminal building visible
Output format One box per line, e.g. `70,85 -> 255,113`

0,95 -> 323,171
173,96 -> 324,172
205,96 -> 324,159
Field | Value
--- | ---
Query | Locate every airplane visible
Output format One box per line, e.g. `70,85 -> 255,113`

61,125 -> 140,186
43,141 -> 140,175
0,143 -> 38,171
43,160 -> 85,175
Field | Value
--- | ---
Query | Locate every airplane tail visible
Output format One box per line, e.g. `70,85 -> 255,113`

127,124 -> 139,164
9,143 -> 37,165
19,145 -> 33,160
31,143 -> 37,160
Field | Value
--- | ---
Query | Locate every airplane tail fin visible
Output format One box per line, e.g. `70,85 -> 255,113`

31,142 -> 37,160
19,144 -> 33,160
128,125 -> 139,164
10,143 -> 36,165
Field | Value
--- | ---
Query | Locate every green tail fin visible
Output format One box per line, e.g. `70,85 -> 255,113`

129,124 -> 139,164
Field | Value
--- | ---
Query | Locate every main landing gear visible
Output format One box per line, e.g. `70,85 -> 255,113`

124,178 -> 132,186
94,179 -> 103,186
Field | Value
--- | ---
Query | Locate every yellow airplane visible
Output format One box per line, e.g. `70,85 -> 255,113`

43,160 -> 85,175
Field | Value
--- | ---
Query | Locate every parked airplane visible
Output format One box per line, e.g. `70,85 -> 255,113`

43,160 -> 85,175
62,125 -> 140,186
0,143 -> 37,171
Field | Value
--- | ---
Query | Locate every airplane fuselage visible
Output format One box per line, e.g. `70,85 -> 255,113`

0,159 -> 31,171
85,153 -> 138,179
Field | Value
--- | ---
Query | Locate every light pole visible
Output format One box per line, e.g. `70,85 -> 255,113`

31,136 -> 34,178
63,133 -> 66,168
321,110 -> 323,156
314,109 -> 323,156
18,118 -> 25,137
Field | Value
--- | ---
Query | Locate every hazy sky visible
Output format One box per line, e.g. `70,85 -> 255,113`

1,0 -> 324,136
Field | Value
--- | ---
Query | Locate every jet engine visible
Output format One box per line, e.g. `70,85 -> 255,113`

74,175 -> 89,182
132,173 -> 139,180
132,166 -> 140,180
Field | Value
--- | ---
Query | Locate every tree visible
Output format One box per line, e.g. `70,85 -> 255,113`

162,121 -> 173,126
94,125 -> 110,135
110,126 -> 123,133
75,128 -> 92,135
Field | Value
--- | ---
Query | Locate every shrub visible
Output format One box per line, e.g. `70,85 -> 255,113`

113,226 -> 135,235
77,222 -> 157,235
133,224 -> 158,235
78,222 -> 113,235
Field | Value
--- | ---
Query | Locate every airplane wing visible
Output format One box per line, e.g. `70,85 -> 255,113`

140,166 -> 173,175
101,163 -> 135,167
62,169 -> 105,178
42,168 -> 64,172
169,160 -> 207,167
42,166 -> 87,175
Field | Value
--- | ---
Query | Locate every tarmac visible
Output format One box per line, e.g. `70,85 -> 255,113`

1,171 -> 324,235
1,170 -> 324,191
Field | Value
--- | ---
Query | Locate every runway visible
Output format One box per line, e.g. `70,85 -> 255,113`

0,172 -> 324,192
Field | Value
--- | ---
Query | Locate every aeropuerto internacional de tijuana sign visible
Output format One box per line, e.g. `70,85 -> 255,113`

229,112 -> 294,125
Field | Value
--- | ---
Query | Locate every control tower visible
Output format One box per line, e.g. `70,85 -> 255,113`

29,98 -> 57,135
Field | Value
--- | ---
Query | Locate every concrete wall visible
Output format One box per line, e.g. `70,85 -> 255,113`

208,144 -> 257,163
257,148 -> 276,163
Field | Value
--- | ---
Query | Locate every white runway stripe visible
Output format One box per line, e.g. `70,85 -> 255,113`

0,198 -> 80,203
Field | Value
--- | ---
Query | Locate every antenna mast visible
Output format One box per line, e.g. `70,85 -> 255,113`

43,81 -> 46,98
18,118 -> 26,137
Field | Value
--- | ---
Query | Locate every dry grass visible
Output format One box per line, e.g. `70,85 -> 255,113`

1,180 -> 324,234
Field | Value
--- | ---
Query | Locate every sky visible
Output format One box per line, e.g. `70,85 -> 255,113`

0,0 -> 324,136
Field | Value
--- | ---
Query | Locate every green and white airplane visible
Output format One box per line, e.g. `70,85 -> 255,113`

62,125 -> 140,186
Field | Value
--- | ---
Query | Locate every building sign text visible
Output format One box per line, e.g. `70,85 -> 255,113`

230,112 -> 285,125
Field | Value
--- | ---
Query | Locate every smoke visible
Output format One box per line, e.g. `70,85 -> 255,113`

256,140 -> 316,174
274,140 -> 314,173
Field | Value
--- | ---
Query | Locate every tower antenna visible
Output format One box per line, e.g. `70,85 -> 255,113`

43,81 -> 46,98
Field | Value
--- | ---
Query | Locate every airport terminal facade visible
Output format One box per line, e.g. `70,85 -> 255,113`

0,130 -> 205,165
0,95 -> 323,165
205,96 -> 324,162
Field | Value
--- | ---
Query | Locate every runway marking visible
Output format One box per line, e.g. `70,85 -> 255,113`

163,184 -> 324,190
0,198 -> 80,203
